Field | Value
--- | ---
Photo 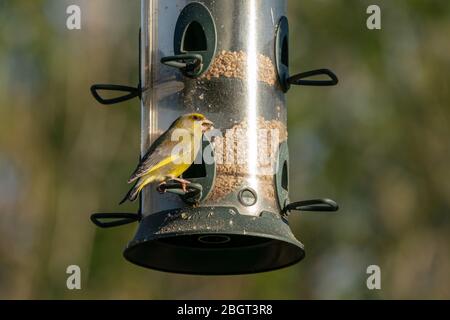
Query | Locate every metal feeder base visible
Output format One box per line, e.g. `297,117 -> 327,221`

123,207 -> 305,275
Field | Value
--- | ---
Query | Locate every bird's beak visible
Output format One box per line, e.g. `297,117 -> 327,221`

201,119 -> 214,132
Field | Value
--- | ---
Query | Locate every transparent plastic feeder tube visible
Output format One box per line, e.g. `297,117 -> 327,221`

140,0 -> 287,217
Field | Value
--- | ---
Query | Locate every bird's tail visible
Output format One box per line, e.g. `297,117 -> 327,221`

119,181 -> 141,205
119,176 -> 155,205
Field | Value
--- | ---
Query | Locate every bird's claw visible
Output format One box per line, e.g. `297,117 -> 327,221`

171,178 -> 191,193
181,182 -> 188,193
156,182 -> 167,194
157,178 -> 192,194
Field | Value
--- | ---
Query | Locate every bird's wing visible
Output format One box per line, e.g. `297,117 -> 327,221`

128,129 -> 192,183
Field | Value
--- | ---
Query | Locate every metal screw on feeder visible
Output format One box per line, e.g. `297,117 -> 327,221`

90,0 -> 339,275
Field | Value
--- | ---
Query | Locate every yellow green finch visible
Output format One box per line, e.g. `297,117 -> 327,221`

120,113 -> 213,204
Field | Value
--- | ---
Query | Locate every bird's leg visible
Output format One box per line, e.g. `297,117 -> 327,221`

171,177 -> 191,193
156,181 -> 167,194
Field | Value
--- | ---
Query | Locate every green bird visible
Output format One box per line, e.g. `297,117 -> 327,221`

120,113 -> 213,204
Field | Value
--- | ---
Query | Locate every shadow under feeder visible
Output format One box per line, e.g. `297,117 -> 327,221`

90,0 -> 339,275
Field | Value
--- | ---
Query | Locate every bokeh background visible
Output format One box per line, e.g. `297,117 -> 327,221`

1,0 -> 449,299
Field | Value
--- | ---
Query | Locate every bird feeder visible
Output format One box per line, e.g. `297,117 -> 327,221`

90,0 -> 339,275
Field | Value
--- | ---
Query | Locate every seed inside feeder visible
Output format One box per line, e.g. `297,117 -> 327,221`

206,117 -> 287,204
201,50 -> 277,86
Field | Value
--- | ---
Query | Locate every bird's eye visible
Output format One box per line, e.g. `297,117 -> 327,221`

192,115 -> 199,120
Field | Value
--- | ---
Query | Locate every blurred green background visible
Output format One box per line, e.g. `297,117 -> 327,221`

1,0 -> 449,299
